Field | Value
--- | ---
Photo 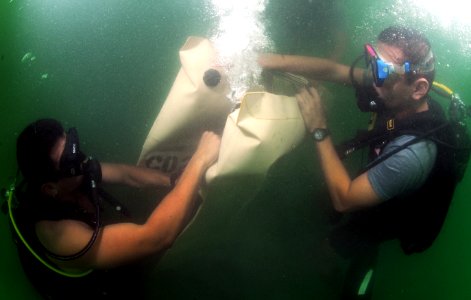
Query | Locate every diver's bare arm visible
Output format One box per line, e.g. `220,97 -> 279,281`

314,137 -> 379,212
101,163 -> 171,188
296,87 -> 379,212
44,159 -> 202,270
258,53 -> 365,85
50,132 -> 220,270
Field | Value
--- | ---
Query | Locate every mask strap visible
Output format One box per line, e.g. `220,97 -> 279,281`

350,54 -> 364,88
411,49 -> 434,74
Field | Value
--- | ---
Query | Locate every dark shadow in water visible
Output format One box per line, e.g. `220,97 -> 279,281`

144,139 -> 347,299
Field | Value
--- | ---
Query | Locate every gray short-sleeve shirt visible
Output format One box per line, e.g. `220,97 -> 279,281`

367,135 -> 437,201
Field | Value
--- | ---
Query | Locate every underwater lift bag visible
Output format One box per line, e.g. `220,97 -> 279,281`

137,36 -> 232,175
205,91 -> 306,185
138,37 -> 306,194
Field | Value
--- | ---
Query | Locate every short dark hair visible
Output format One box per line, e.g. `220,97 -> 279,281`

16,119 -> 64,185
378,26 -> 435,85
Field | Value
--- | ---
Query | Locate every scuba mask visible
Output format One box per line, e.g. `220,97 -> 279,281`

58,128 -> 101,184
59,128 -> 86,178
351,43 -> 435,112
364,43 -> 411,87
364,43 -> 434,87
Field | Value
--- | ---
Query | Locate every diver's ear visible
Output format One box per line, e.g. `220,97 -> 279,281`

411,78 -> 429,101
41,182 -> 58,198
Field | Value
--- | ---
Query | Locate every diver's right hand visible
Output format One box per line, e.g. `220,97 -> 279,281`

193,131 -> 221,170
296,86 -> 327,133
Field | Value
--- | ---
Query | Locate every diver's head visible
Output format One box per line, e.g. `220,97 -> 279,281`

16,119 -> 89,198
17,119 -> 65,186
363,26 -> 435,112
376,26 -> 435,87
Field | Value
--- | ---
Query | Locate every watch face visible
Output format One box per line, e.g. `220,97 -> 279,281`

312,128 -> 329,141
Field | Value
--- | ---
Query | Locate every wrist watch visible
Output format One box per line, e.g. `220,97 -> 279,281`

311,128 -> 330,142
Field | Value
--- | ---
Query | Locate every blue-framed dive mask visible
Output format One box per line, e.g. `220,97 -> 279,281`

59,127 -> 87,178
364,43 -> 411,87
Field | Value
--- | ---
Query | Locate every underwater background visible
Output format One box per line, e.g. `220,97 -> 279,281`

1,0 -> 471,299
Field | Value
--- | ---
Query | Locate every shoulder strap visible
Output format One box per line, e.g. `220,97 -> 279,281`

360,122 -> 450,172
338,97 -> 446,155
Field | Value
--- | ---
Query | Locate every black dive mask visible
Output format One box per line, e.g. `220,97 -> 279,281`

59,128 -> 87,177
58,128 -> 102,183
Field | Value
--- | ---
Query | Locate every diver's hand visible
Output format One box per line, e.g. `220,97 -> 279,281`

296,86 -> 327,132
193,131 -> 221,170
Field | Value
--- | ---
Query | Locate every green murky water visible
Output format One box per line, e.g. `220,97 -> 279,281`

1,0 -> 471,299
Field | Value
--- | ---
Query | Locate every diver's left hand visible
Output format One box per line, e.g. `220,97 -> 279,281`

296,86 -> 327,132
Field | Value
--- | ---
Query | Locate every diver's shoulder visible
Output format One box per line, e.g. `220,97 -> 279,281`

36,219 -> 93,255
